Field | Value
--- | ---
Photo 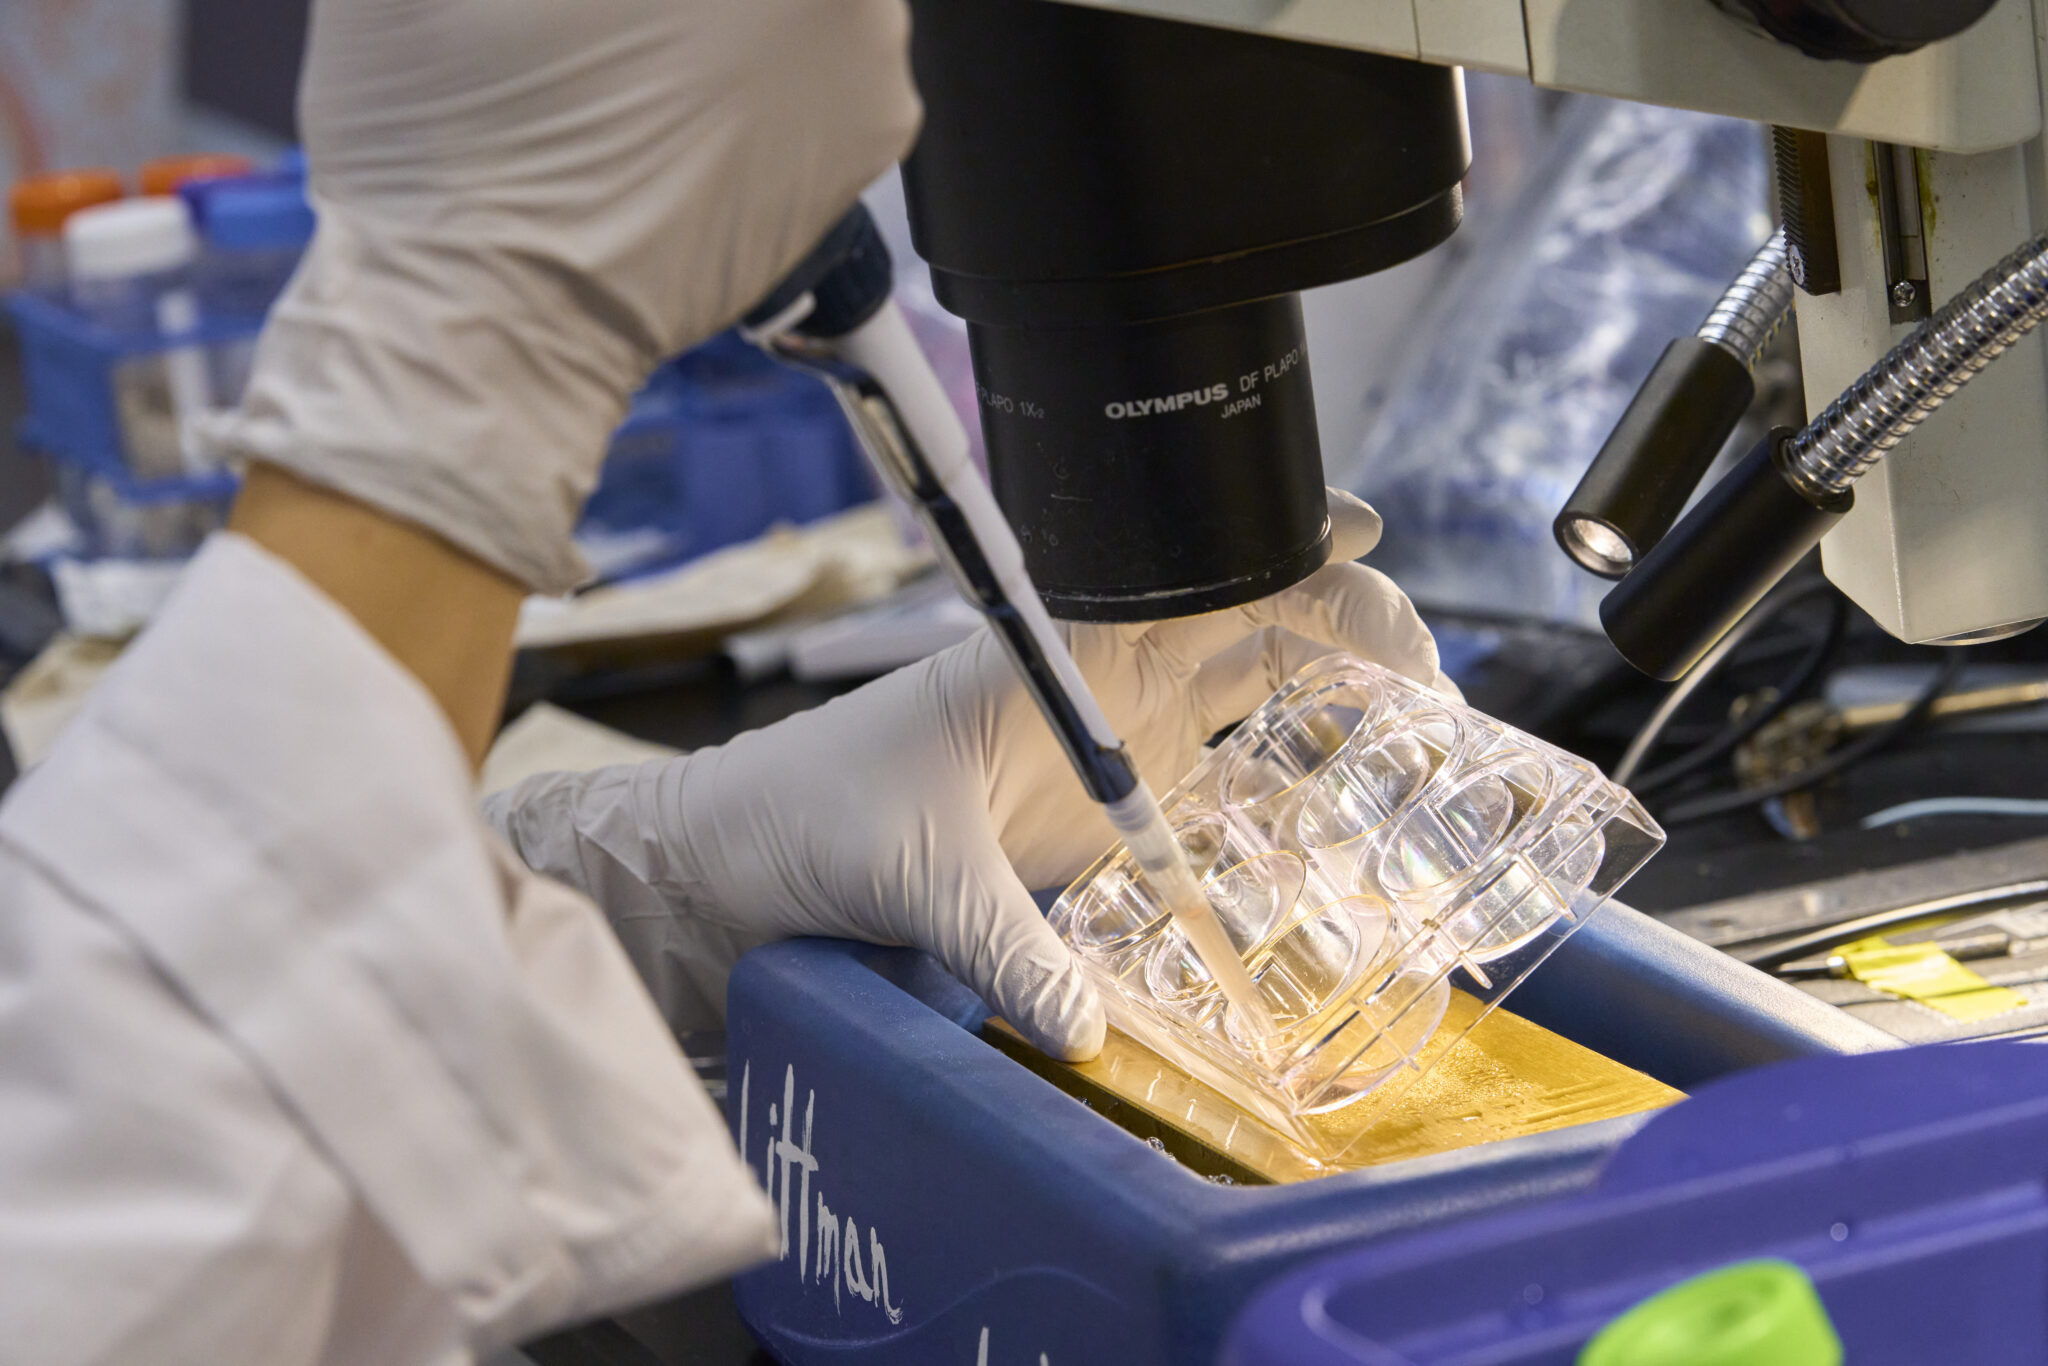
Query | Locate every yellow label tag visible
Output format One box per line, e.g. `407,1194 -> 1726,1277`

1838,936 -> 2029,1023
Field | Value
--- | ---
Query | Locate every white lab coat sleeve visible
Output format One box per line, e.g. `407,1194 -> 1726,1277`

484,764 -> 772,1038
0,532 -> 775,1366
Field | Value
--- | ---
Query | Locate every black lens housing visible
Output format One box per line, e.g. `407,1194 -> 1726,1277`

901,0 -> 1469,621
1600,430 -> 1852,681
1555,337 -> 1760,579
969,295 -> 1331,618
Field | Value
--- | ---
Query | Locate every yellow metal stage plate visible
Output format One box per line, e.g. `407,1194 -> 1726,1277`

986,994 -> 1685,1185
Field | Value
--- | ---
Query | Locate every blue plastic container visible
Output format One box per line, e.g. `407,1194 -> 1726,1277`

578,332 -> 873,577
670,332 -> 873,549
723,905 -> 1889,1366
1223,1039 -> 2048,1366
579,363 -> 692,562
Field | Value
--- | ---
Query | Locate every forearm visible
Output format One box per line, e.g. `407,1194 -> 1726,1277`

228,462 -> 526,769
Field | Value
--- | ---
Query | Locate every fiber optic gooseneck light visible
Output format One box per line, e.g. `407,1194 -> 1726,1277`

1556,229 -> 1796,578
1602,228 -> 2048,681
897,0 -> 1470,621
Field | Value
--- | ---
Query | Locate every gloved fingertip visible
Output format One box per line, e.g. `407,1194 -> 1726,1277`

1427,668 -> 1466,704
1380,623 -> 1441,691
1324,488 -> 1383,563
1382,589 -> 1444,691
1050,975 -> 1107,1062
1010,959 -> 1106,1063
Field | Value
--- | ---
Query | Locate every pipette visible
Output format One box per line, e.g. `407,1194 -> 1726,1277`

745,210 -> 1277,1041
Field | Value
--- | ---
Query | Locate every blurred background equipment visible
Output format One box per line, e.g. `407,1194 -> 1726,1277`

1349,92 -> 1780,630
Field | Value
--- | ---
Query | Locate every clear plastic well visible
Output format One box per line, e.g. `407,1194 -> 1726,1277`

1048,654 -> 1665,1165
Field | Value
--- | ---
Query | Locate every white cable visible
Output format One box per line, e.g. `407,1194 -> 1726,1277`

1861,797 -> 2048,829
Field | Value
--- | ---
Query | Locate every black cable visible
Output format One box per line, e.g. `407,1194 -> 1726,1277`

1630,588 -> 1848,796
1727,878 -> 2048,969
1658,650 -> 1965,825
1610,576 -> 1841,787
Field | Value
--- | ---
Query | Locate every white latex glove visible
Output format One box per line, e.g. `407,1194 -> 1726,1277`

488,489 -> 1454,1062
201,0 -> 920,593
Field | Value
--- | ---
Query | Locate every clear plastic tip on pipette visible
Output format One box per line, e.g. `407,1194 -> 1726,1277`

1104,779 -> 1280,1041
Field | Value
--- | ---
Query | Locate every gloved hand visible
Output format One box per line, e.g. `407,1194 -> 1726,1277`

202,0 -> 920,593
487,489 -> 1453,1062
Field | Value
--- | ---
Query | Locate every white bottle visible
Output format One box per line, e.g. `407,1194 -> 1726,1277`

63,197 -> 216,479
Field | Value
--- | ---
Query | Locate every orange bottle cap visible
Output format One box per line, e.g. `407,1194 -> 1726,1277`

138,153 -> 254,197
10,168 -> 124,236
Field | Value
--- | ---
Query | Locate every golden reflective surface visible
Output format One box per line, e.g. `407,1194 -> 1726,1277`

986,993 -> 1685,1185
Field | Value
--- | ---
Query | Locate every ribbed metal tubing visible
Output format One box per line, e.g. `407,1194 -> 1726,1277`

1786,229 -> 2048,502
1697,227 -> 1794,371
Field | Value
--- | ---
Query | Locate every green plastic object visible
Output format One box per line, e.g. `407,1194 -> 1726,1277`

1579,1259 -> 1843,1366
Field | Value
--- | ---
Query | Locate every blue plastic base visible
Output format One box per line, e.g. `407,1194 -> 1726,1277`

724,903 -> 1889,1365
1224,1039 -> 2048,1365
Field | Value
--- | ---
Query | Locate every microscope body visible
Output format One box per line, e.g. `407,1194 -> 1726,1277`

899,0 -> 1470,623
999,0 -> 2048,648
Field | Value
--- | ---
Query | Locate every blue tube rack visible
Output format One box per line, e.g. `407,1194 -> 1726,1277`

9,287 -> 244,503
